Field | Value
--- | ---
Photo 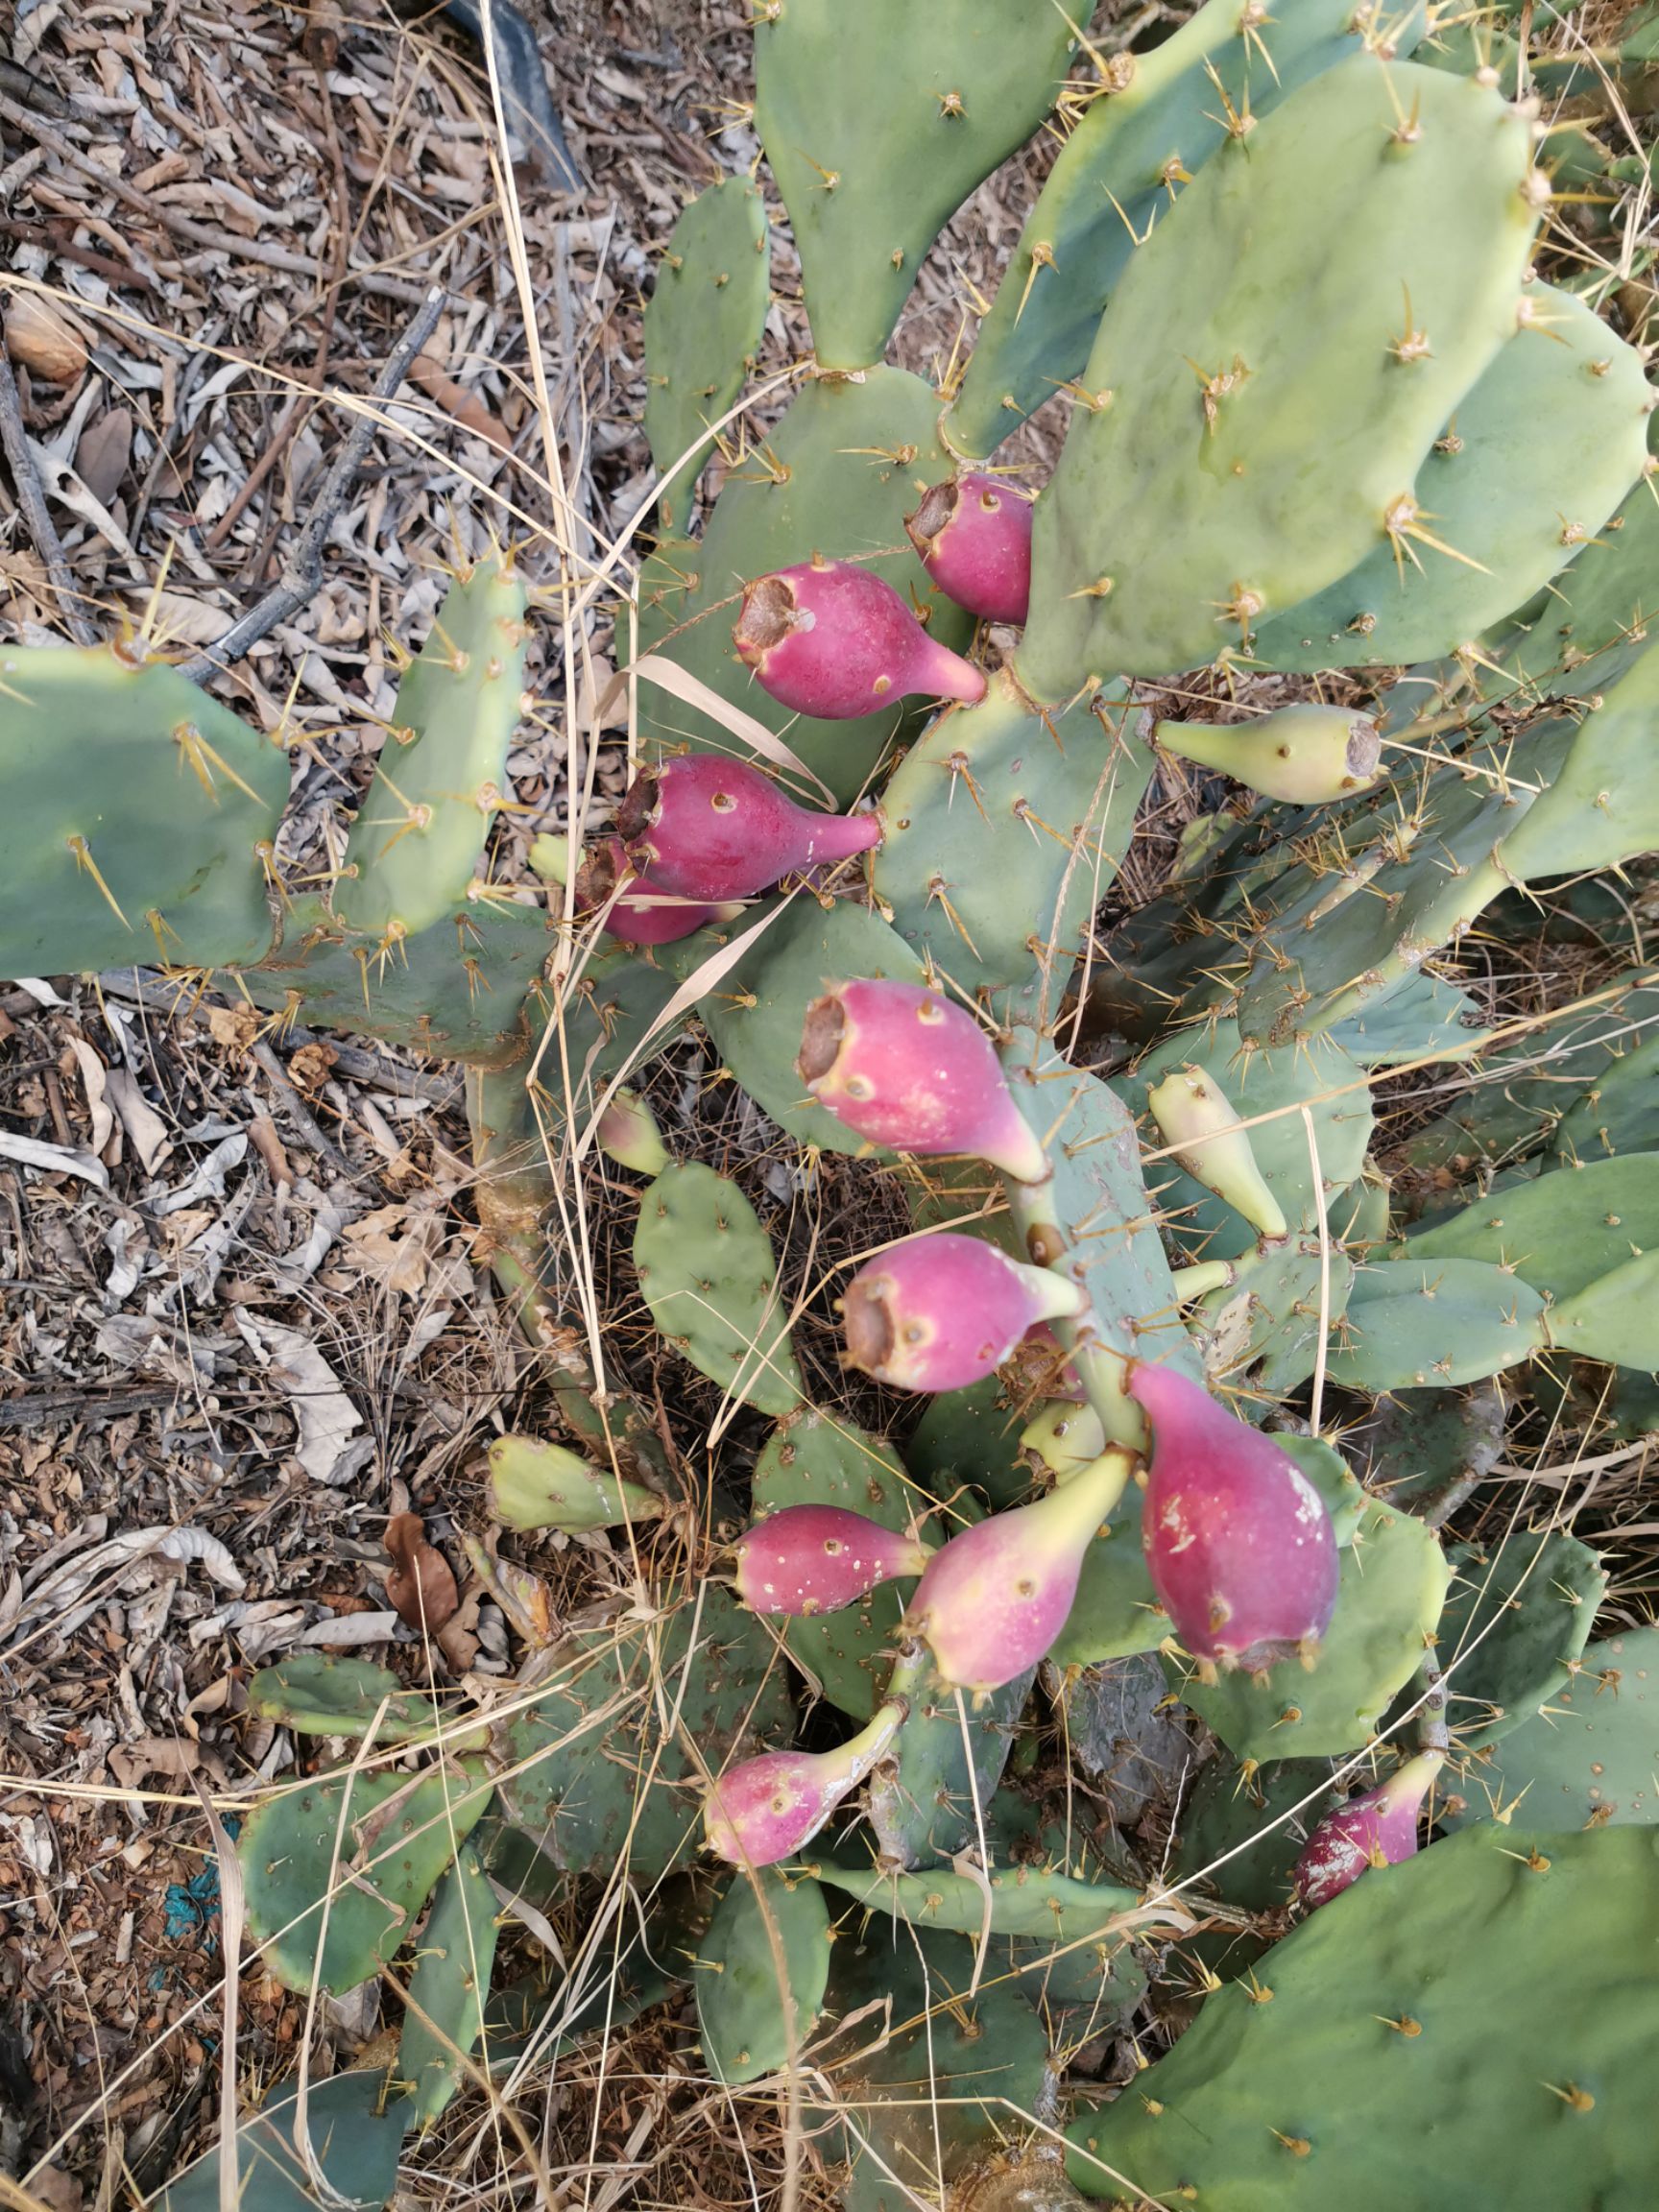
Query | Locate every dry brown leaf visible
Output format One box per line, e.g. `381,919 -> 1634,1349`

76,405 -> 133,508
289,1040 -> 338,1094
412,347 -> 512,454
246,1113 -> 293,1187
4,292 -> 88,383
63,1038 -> 114,1154
341,1202 -> 442,1296
384,1513 -> 459,1635
104,1066 -> 171,1173
207,1003 -> 260,1052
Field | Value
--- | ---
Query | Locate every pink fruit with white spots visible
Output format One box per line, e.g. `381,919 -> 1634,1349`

904,473 -> 1035,625
841,1231 -> 1085,1394
798,978 -> 1048,1184
704,1700 -> 906,1866
1293,1751 -> 1444,1910
616,753 -> 880,903
905,1447 -> 1135,1695
1129,1360 -> 1339,1671
734,1504 -> 931,1617
733,557 -> 985,720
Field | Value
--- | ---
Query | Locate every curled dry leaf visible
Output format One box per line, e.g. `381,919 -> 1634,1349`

4,292 -> 89,383
411,345 -> 512,454
384,1513 -> 459,1635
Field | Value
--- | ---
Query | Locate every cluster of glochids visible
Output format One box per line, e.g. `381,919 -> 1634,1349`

579,471 -> 1382,942
698,977 -> 1384,1882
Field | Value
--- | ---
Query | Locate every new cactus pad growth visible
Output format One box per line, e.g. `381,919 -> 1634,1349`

733,558 -> 985,718
704,1700 -> 905,1866
733,1504 -> 932,1616
839,1230 -> 1086,1393
904,473 -> 1035,624
617,753 -> 880,902
1293,1751 -> 1443,1910
799,979 -> 1048,1182
906,1448 -> 1137,1695
1131,1361 -> 1339,1671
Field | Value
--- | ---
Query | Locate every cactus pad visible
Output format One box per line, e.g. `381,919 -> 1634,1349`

1444,1626 -> 1659,1831
868,1639 -> 1036,1868
633,1161 -> 804,1415
398,1843 -> 499,2127
696,1867 -> 832,2084
1434,1527 -> 1607,1748
246,1653 -> 481,1751
0,644 -> 286,978
239,1765 -> 493,1995
334,559 -> 527,941
1018,54 -> 1541,689
753,0 -> 1074,371
1313,1256 -> 1549,1392
1069,1824 -> 1659,2210
642,178 -> 770,531
156,2068 -> 407,2212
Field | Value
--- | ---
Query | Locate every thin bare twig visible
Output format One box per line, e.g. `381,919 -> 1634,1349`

0,339 -> 99,646
179,283 -> 446,682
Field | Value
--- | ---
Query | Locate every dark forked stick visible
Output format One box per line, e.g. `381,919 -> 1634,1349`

179,282 -> 447,685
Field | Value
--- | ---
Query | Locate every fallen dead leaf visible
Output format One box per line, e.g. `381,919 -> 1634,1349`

233,1313 -> 363,1484
207,1003 -> 261,1052
384,1513 -> 459,1635
412,340 -> 512,454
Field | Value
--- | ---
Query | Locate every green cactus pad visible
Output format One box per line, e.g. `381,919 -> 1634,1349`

946,0 -> 1391,457
1407,1152 -> 1659,1304
642,178 -> 770,531
752,1411 -> 930,1720
633,1161 -> 804,1415
695,1867 -> 832,2084
1170,1756 -> 1338,1916
814,1852 -> 1139,1944
1018,54 -> 1541,690
752,0 -> 1074,372
334,559 -> 527,941
1068,1823 -> 1659,2211
699,893 -> 926,1156
1497,639 -> 1659,879
1001,1032 -> 1206,1402
904,1370 -> 1034,1514
398,1843 -> 499,2127
1349,1380 -> 1507,1521
1326,968 -> 1489,1067
1196,1241 -> 1358,1396
1553,1032 -> 1659,1164
1433,1527 -> 1607,1749
489,1433 -> 665,1534
873,675 -> 1153,1003
239,1765 -> 493,1995
1168,1498 -> 1450,1762
635,368 -> 974,804
1547,1248 -> 1659,1370
246,1654 -> 484,1751
0,644 -> 287,978
1136,1021 -> 1373,1264
868,1640 -> 1035,1868
814,1923 -> 1052,2212
1309,1256 -> 1549,1393
1442,1626 -> 1659,1831
156,2068 -> 408,2212
491,1583 -> 793,1880
1247,284 -> 1650,671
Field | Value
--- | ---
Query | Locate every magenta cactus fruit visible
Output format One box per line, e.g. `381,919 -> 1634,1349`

573,837 -> 738,946
733,556 -> 986,719
904,472 -> 1035,625
1129,1360 -> 1339,1672
733,1504 -> 932,1617
616,753 -> 880,903
905,1447 -> 1135,1695
798,979 -> 1049,1184
841,1231 -> 1086,1393
703,1699 -> 905,1866
1293,1751 -> 1444,1911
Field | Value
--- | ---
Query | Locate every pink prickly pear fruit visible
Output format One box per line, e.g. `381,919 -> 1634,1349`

595,1087 -> 670,1177
616,753 -> 880,903
733,557 -> 986,719
572,837 -> 739,946
1293,1751 -> 1444,1911
1129,1360 -> 1339,1672
798,979 -> 1049,1185
733,1504 -> 933,1617
905,1447 -> 1136,1695
1146,1066 -> 1288,1243
904,473 -> 1035,625
841,1231 -> 1086,1393
704,1698 -> 906,1866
